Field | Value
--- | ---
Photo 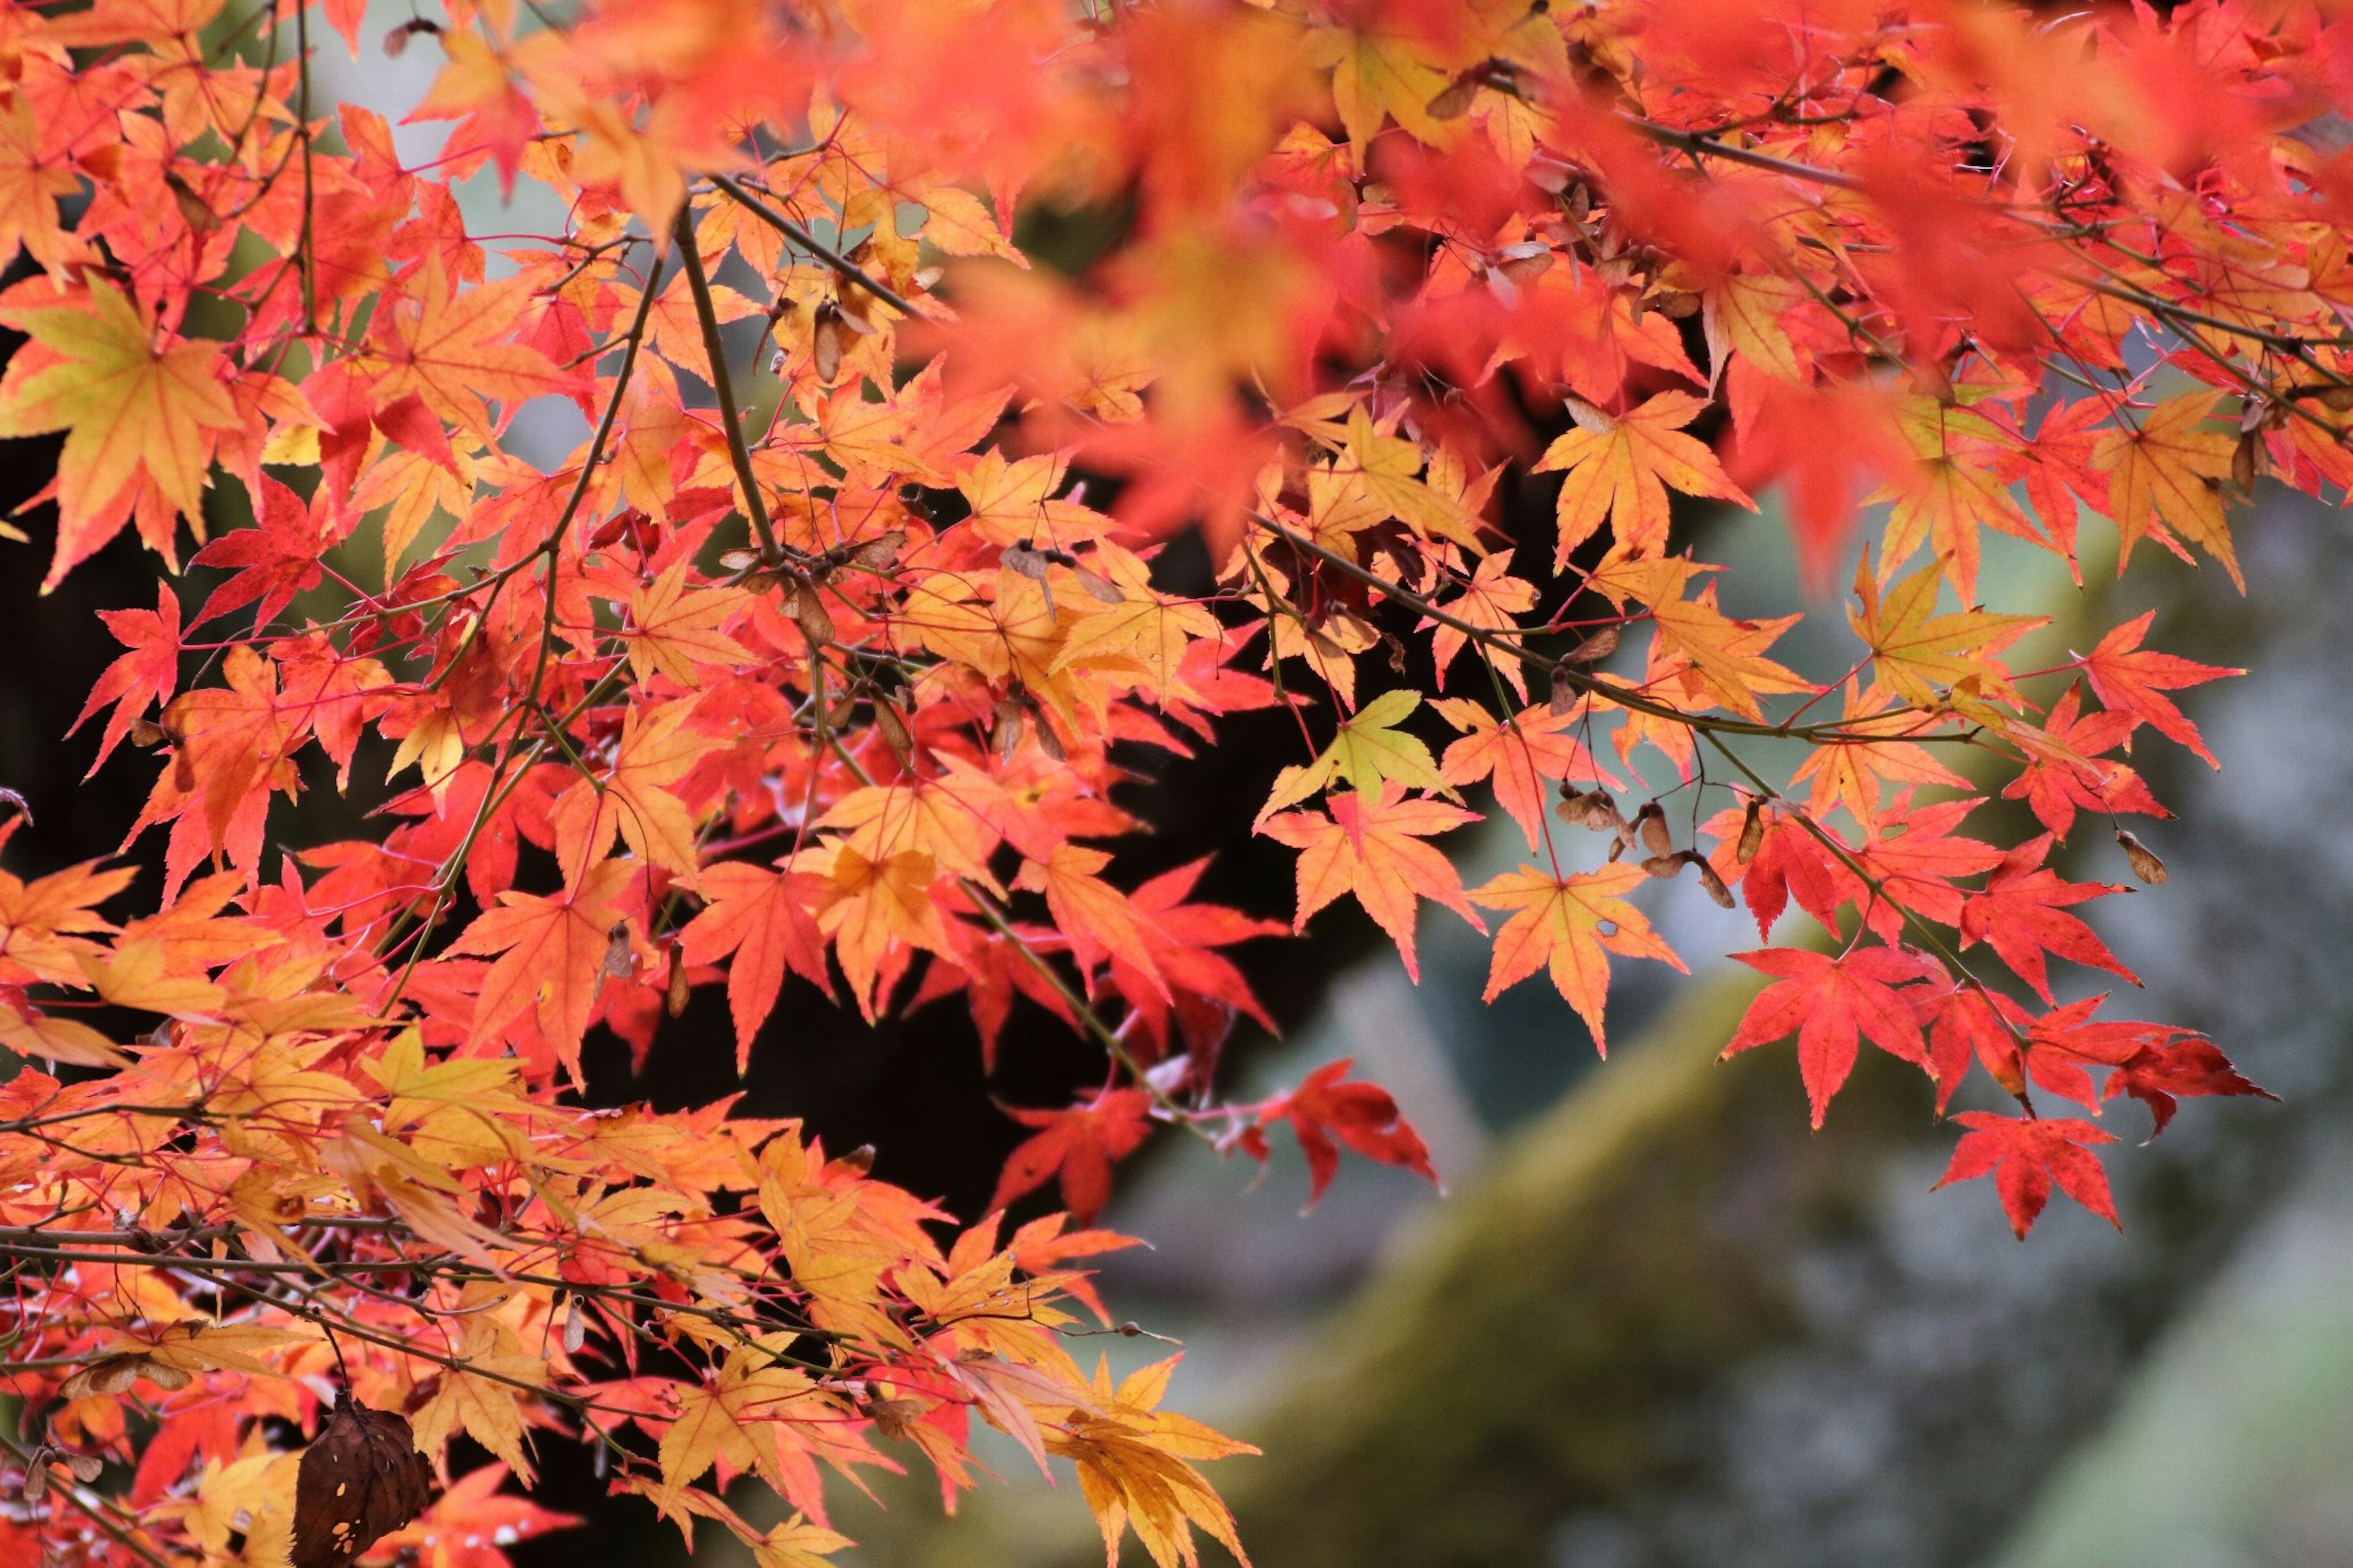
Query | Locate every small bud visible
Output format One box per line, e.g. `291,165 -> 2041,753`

2116,828 -> 2167,885
1427,70 -> 1481,119
162,169 -> 220,233
1555,787 -> 1621,833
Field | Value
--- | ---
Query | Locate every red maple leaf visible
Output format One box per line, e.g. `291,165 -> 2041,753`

1723,945 -> 1940,1127
1957,836 -> 2137,1002
2104,1037 -> 2276,1137
990,1088 -> 1155,1224
1240,1058 -> 1437,1210
188,474 -> 337,633
1934,1112 -> 2121,1238
69,580 -> 181,776
2076,610 -> 2241,768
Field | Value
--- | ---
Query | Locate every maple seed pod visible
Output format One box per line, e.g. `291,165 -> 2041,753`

853,528 -> 908,571
2320,383 -> 2353,413
1692,854 -> 1736,908
1548,662 -> 1578,716
162,169 -> 220,233
993,697 -> 1026,763
1427,68 -> 1482,119
1634,801 -> 1672,856
811,301 -> 849,382
1640,852 -> 1684,881
792,585 -> 838,648
665,953 -> 692,1018
563,1292 -> 589,1354
1564,624 -> 1621,665
1737,799 -> 1765,864
839,1143 -> 877,1174
600,923 -> 635,980
875,701 -> 914,764
2116,828 -> 2169,885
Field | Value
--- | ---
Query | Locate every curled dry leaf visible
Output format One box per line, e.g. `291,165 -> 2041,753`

290,1396 -> 436,1568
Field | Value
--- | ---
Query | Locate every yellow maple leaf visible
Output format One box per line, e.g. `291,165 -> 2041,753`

1534,392 -> 1754,564
0,281 -> 240,586
2094,390 -> 2241,588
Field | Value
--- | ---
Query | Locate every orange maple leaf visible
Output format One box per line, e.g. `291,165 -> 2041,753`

1534,392 -> 1754,564
1259,784 -> 1483,982
1468,863 -> 1683,1053
449,856 -> 637,1083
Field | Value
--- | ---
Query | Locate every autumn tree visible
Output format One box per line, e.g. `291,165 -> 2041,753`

0,0 -> 2333,1562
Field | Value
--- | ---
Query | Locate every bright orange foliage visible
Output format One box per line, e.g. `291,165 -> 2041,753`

0,0 -> 2335,1560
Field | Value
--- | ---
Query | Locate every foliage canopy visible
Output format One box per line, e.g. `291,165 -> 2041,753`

0,0 -> 2333,1561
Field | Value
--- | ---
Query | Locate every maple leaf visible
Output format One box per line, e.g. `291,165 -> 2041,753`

69,581 -> 182,776
1724,946 -> 1940,1127
1243,1058 -> 1435,1210
1957,836 -> 2137,1003
372,1463 -> 578,1568
1014,843 -> 1170,999
188,475 -> 335,634
678,862 -> 834,1070
2094,391 -> 2241,587
0,282 -> 240,585
2075,610 -> 2241,768
1428,551 -> 1537,698
1534,392 -> 1755,564
1256,690 -> 1453,826
625,565 -> 752,689
1045,1356 -> 1257,1568
1468,863 -> 1683,1053
2104,1036 -> 2275,1138
2003,682 -> 2168,839
1849,555 -> 2041,710
448,856 -> 637,1083
1643,589 -> 1811,722
1260,785 -> 1483,982
360,261 -> 577,447
1934,1112 -> 2121,1238
990,1088 -> 1154,1224
548,700 -> 706,885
